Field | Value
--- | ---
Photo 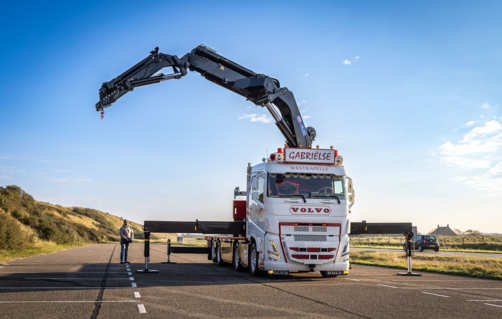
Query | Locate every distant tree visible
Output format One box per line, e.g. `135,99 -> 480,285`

464,229 -> 482,236
453,228 -> 464,235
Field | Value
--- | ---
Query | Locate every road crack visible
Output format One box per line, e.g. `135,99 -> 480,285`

90,244 -> 116,319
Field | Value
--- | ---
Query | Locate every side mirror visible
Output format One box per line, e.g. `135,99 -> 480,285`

347,177 -> 355,205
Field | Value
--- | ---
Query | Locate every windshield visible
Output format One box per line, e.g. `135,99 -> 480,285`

268,173 -> 346,199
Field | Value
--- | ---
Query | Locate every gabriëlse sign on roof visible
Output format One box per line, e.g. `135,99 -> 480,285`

284,148 -> 335,164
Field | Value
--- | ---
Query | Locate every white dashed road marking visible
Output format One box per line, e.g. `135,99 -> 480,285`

421,292 -> 449,298
344,278 -> 360,281
485,303 -> 502,308
132,283 -> 137,288
129,277 -> 135,281
468,300 -> 502,302
138,304 -> 147,313
134,292 -> 141,298
378,284 -> 397,288
128,272 -> 132,275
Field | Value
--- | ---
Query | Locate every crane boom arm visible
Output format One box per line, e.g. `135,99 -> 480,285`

96,45 -> 315,148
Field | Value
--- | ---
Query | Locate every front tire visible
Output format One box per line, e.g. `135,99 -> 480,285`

321,271 -> 338,278
249,243 -> 262,277
418,245 -> 423,252
233,243 -> 244,272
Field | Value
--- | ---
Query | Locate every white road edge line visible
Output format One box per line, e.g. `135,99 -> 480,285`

0,287 -> 131,290
134,292 -> 141,298
378,284 -> 397,288
0,300 -> 139,303
468,300 -> 502,302
485,303 -> 502,308
138,304 -> 147,313
132,283 -> 137,288
344,278 -> 360,281
421,292 -> 449,298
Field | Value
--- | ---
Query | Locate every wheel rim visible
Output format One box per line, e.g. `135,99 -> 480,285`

251,247 -> 256,272
234,246 -> 239,268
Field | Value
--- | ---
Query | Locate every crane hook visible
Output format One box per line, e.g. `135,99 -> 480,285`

101,110 -> 104,120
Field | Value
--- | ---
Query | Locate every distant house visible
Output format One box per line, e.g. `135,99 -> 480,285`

431,224 -> 457,236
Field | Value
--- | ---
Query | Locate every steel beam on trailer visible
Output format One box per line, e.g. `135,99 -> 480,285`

143,220 -> 246,234
350,222 -> 412,235
170,246 -> 209,254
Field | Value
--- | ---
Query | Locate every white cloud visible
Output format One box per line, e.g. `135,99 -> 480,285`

0,175 -> 13,180
303,115 -> 311,119
47,178 -> 71,182
305,73 -> 309,77
483,103 -> 490,109
438,120 -> 502,194
466,121 -> 475,126
440,156 -> 490,169
75,176 -> 91,183
17,170 -> 26,172
238,114 -> 272,124
355,56 -> 360,59
343,60 -> 351,65
0,156 -> 10,159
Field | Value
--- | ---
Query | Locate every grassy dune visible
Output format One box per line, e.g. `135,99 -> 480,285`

350,250 -> 502,280
0,185 -> 176,263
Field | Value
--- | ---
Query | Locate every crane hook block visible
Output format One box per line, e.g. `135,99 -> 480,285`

101,110 -> 104,120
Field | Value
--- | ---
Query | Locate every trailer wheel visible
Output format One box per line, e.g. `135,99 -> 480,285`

321,271 -> 338,278
211,240 -> 217,263
233,243 -> 244,272
249,243 -> 262,277
217,242 -> 225,266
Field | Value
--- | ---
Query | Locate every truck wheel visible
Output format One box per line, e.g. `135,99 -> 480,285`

211,240 -> 217,263
233,243 -> 244,272
321,271 -> 338,278
418,245 -> 423,252
249,243 -> 262,277
217,242 -> 225,266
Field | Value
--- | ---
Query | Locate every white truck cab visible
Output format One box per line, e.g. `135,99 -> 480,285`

226,147 -> 355,277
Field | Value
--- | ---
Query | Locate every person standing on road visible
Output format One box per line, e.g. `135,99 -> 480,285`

120,220 -> 134,264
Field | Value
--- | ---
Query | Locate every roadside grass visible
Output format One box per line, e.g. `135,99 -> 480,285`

351,245 -> 502,254
350,250 -> 502,280
351,236 -> 502,253
0,241 -> 88,264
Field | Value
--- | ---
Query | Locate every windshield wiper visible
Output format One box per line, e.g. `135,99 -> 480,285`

287,194 -> 306,203
310,193 -> 341,204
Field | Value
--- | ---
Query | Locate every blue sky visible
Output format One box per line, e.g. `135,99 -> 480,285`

1,1 -> 501,233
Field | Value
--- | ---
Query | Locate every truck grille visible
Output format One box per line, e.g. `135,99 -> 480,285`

294,235 -> 327,242
294,226 -> 309,232
312,226 -> 327,232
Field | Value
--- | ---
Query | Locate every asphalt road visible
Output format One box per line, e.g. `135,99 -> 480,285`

0,243 -> 501,318
352,247 -> 502,258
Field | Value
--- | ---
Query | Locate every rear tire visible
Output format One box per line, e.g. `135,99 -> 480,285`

217,242 -> 225,266
233,243 -> 244,272
321,271 -> 338,278
211,240 -> 217,262
434,248 -> 439,252
418,245 -> 423,252
249,243 -> 262,277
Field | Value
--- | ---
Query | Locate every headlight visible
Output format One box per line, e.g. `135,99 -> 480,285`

267,240 -> 281,259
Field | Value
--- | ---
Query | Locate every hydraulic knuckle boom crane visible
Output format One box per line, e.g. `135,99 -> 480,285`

96,45 -> 316,148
